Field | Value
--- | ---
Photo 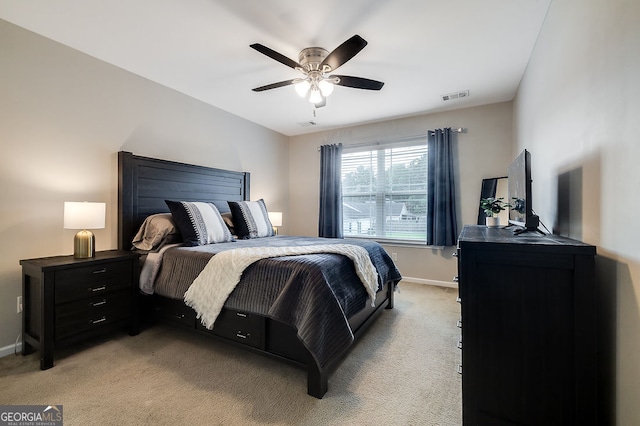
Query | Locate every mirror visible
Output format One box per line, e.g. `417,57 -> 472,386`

477,176 -> 509,225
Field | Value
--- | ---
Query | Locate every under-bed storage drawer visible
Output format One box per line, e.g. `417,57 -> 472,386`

198,309 -> 264,349
153,297 -> 196,327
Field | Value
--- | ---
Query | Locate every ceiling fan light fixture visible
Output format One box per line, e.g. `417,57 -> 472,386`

250,35 -> 384,105
295,80 -> 311,97
308,88 -> 323,104
318,79 -> 334,97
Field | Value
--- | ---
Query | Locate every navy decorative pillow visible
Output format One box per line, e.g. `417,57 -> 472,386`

227,199 -> 274,239
165,200 -> 233,246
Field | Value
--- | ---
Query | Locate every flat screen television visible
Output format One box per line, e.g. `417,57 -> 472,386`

508,149 -> 540,232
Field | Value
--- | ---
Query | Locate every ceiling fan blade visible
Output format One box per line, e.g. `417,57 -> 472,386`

252,80 -> 295,92
333,75 -> 385,90
321,35 -> 368,71
250,43 -> 301,69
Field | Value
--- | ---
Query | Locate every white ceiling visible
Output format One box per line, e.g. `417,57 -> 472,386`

0,0 -> 551,136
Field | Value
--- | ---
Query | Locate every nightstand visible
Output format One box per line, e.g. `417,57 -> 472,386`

20,250 -> 140,370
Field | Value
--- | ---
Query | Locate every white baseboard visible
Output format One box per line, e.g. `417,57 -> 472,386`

401,276 -> 458,289
0,342 -> 22,358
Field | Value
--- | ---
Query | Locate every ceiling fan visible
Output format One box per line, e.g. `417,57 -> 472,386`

250,35 -> 384,107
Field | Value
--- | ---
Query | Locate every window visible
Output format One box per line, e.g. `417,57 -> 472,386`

341,138 -> 428,244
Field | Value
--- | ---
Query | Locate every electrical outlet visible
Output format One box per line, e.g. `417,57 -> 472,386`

391,253 -> 398,262
17,296 -> 22,314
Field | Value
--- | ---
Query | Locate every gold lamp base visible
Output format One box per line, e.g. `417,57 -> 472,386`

74,230 -> 95,258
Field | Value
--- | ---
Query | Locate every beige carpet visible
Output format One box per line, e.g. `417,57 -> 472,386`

0,282 -> 462,426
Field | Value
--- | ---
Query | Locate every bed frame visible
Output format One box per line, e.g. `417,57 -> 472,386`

117,151 -> 394,398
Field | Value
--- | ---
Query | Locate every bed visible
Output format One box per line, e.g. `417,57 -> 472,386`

117,151 -> 401,398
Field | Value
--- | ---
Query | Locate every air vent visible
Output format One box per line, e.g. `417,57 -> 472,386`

297,121 -> 317,127
442,90 -> 469,101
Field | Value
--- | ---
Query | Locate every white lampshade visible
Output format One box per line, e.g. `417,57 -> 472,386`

268,211 -> 283,227
64,202 -> 106,230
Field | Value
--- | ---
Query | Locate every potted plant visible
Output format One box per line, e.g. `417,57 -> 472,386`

480,197 -> 510,227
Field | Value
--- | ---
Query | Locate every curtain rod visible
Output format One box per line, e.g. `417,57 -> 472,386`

317,127 -> 466,151
428,127 -> 465,135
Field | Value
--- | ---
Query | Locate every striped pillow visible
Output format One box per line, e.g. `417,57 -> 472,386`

228,199 -> 274,239
165,200 -> 233,246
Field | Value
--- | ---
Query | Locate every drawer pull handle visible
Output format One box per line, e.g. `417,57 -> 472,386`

91,316 -> 107,325
92,268 -> 107,274
457,364 -> 463,375
90,286 -> 107,292
236,332 -> 248,339
175,313 -> 185,319
236,312 -> 247,318
456,319 -> 462,328
453,276 -> 459,282
91,299 -> 107,307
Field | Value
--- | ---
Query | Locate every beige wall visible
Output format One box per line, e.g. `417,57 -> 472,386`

0,20 -> 289,353
513,0 -> 640,423
5,2 -> 638,420
288,102 -> 513,283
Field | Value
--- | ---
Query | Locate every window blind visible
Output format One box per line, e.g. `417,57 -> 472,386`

341,138 -> 428,244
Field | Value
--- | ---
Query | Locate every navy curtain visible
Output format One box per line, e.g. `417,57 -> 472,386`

427,128 -> 458,246
318,143 -> 343,238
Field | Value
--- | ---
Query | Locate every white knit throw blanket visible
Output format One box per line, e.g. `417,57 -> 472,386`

184,244 -> 379,329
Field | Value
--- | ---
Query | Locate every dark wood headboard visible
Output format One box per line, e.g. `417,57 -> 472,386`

118,151 -> 250,250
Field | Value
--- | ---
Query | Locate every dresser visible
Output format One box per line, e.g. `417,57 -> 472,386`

21,250 -> 140,369
456,225 -> 597,425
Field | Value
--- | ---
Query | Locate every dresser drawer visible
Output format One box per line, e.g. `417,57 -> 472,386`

55,290 -> 131,339
199,309 -> 264,349
55,261 -> 132,304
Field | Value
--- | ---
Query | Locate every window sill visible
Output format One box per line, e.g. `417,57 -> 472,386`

344,237 -> 444,249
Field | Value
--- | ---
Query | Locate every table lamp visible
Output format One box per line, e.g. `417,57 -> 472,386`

268,211 -> 282,235
64,202 -> 106,258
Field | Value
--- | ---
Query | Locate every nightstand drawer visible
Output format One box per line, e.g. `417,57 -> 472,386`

55,261 -> 132,304
55,290 -> 131,339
